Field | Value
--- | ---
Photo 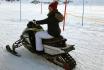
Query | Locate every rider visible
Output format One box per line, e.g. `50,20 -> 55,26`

34,1 -> 64,55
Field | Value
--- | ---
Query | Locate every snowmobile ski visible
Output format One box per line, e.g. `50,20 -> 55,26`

6,45 -> 21,57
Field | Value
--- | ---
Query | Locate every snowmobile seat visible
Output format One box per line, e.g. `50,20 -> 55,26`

42,36 -> 67,47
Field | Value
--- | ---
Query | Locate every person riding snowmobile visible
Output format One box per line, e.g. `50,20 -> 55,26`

27,1 -> 64,55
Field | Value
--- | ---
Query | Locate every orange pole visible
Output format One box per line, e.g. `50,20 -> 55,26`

63,0 -> 67,31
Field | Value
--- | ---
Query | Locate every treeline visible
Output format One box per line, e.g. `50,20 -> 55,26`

5,0 -> 19,2
31,0 -> 72,4
1,0 -> 73,4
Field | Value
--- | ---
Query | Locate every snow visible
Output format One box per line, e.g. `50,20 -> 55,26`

0,2 -> 104,70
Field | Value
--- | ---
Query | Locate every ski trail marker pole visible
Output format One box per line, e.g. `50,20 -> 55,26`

63,0 -> 67,31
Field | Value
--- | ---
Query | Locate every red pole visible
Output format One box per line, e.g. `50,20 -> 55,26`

63,0 -> 67,31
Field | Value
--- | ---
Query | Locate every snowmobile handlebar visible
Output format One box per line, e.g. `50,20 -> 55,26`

27,20 -> 40,28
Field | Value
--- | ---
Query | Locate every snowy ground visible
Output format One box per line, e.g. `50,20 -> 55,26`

0,2 -> 104,70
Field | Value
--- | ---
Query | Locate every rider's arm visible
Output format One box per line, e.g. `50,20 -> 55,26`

36,18 -> 48,24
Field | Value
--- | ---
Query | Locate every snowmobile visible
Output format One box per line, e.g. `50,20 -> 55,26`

6,20 -> 76,70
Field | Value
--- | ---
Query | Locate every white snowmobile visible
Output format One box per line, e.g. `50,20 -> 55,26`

6,20 -> 76,70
